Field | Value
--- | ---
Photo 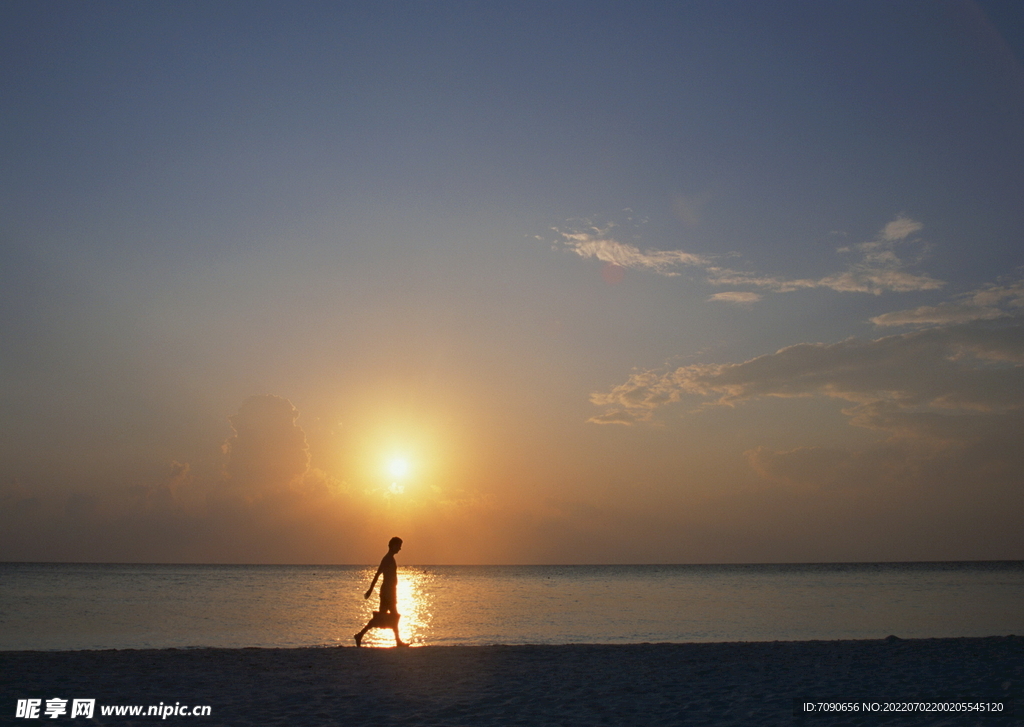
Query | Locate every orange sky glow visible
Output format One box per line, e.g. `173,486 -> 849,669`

2,2 -> 1022,564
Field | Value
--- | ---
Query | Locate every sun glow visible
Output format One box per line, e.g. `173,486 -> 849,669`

387,457 -> 411,479
385,456 -> 411,496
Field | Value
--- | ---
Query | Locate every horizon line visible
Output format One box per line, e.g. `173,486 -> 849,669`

3,559 -> 1022,567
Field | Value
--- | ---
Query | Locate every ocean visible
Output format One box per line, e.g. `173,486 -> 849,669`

2,562 -> 1021,650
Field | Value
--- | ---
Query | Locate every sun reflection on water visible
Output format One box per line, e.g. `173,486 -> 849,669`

356,568 -> 435,647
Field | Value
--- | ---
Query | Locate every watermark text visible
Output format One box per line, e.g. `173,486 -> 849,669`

16,698 -> 211,719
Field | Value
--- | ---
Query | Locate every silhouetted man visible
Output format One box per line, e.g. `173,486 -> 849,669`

354,536 -> 407,647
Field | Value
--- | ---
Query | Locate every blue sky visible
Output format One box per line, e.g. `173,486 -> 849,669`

2,1 -> 1022,563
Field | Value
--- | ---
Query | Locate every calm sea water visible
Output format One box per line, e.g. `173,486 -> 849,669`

1,562 -> 1021,650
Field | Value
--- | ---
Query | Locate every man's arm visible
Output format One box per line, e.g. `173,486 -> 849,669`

364,558 -> 385,599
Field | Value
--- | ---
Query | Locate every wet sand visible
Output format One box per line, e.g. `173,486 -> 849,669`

2,637 -> 1020,725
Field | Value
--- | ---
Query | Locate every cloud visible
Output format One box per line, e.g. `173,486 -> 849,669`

588,315 -> 1023,555
880,215 -> 924,242
126,461 -> 194,512
556,215 -> 943,298
703,269 -> 818,293
4,395 -> 628,564
708,291 -> 762,304
814,268 -> 944,294
590,321 -> 1024,424
588,367 -> 692,424
872,279 -> 1024,327
704,216 -> 942,296
704,267 -> 943,295
557,230 -> 708,275
586,408 -> 648,425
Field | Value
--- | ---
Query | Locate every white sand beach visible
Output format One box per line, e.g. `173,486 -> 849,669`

2,637 -> 1020,725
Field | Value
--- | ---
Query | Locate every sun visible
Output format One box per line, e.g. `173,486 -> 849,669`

386,456 -> 411,495
387,456 -> 411,480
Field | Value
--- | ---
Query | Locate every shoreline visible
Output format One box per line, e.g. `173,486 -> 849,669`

3,637 -> 1020,725
2,632 -> 1021,653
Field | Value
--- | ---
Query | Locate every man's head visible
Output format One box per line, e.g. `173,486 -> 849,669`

388,536 -> 403,553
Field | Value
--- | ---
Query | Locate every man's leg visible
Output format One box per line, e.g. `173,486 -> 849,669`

390,612 -> 407,646
354,618 -> 371,646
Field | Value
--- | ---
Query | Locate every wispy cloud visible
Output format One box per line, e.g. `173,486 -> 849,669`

703,269 -> 818,293
708,291 -> 762,304
880,215 -> 924,242
872,279 -> 1024,327
556,215 -> 943,298
557,230 -> 708,275
704,215 -> 942,296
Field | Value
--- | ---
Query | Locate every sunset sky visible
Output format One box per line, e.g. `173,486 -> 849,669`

2,1 -> 1023,564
